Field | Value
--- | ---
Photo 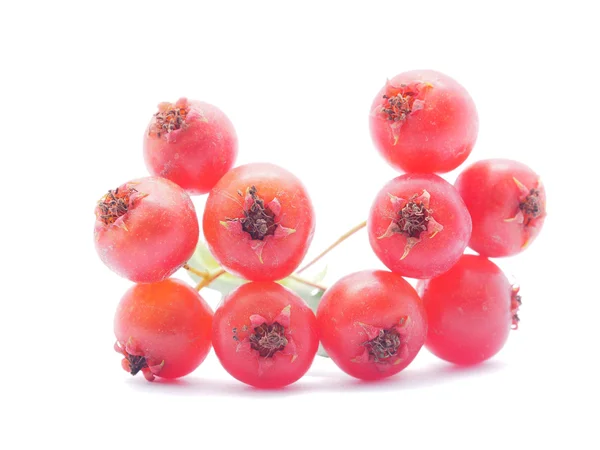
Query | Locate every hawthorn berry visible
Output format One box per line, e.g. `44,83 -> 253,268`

368,173 -> 472,278
114,278 -> 213,381
143,98 -> 238,195
94,176 -> 199,283
203,163 -> 315,281
317,270 -> 427,381
369,69 -> 478,173
417,254 -> 521,365
212,282 -> 319,388
455,158 -> 546,257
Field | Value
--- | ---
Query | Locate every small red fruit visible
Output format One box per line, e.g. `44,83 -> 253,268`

417,254 -> 521,365
317,270 -> 427,381
203,163 -> 315,281
455,158 -> 546,257
369,70 -> 478,173
368,173 -> 472,279
212,282 -> 319,388
143,98 -> 238,195
114,278 -> 213,381
94,176 -> 199,283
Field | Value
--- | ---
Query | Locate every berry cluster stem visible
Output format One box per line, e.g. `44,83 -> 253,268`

183,264 -> 208,279
195,268 -> 227,291
297,220 -> 367,274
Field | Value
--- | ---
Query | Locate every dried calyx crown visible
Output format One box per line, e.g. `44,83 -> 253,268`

381,82 -> 426,123
519,189 -> 542,224
240,186 -> 277,240
364,328 -> 401,362
397,196 -> 432,239
249,322 -> 288,357
97,186 -> 137,225
150,100 -> 190,137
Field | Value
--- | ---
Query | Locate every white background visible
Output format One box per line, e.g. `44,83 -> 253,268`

2,1 -> 598,448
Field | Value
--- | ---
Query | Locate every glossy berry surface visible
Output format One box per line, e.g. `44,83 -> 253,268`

417,254 -> 521,365
368,173 -> 472,279
455,158 -> 546,257
94,176 -> 199,283
369,69 -> 478,173
114,278 -> 213,381
212,282 -> 319,388
203,163 -> 315,281
317,270 -> 427,381
144,98 -> 238,195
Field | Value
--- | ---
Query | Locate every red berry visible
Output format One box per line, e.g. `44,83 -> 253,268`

455,158 -> 546,257
369,70 -> 478,173
317,270 -> 427,381
368,173 -> 472,279
203,163 -> 315,281
143,98 -> 238,195
114,278 -> 213,381
94,176 -> 199,283
212,282 -> 318,388
417,254 -> 521,365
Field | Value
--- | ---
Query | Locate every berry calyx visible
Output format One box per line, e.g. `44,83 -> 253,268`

125,354 -> 148,376
377,81 -> 428,145
96,186 -> 139,225
381,93 -> 415,122
519,189 -> 542,224
511,286 -> 522,330
506,177 -> 546,229
364,328 -> 401,362
249,322 -> 288,357
148,98 -> 191,138
380,82 -> 426,124
351,318 -> 410,366
220,186 -> 297,263
398,196 -> 432,239
114,339 -> 164,382
240,186 -> 277,240
378,190 -> 444,259
234,305 -> 298,362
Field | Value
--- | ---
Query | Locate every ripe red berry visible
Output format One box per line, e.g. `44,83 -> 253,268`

212,282 -> 318,388
143,98 -> 238,195
94,176 -> 199,283
369,70 -> 478,173
203,163 -> 315,281
455,158 -> 546,257
317,270 -> 427,381
114,278 -> 213,381
417,254 -> 521,365
368,173 -> 472,279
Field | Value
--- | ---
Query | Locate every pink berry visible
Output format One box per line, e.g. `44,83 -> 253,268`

94,176 -> 199,283
368,173 -> 472,279
143,98 -> 238,195
455,158 -> 546,257
369,70 -> 478,173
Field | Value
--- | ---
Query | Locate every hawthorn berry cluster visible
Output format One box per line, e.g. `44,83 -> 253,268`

94,70 -> 546,388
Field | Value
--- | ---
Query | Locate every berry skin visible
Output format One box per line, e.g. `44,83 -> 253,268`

114,278 -> 213,381
417,254 -> 521,365
369,70 -> 478,173
455,158 -> 546,257
212,282 -> 319,388
203,163 -> 315,281
94,176 -> 199,283
143,98 -> 238,195
317,270 -> 427,381
368,173 -> 472,279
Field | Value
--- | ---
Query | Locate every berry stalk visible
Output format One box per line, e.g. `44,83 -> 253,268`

296,220 -> 366,274
195,268 -> 227,291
